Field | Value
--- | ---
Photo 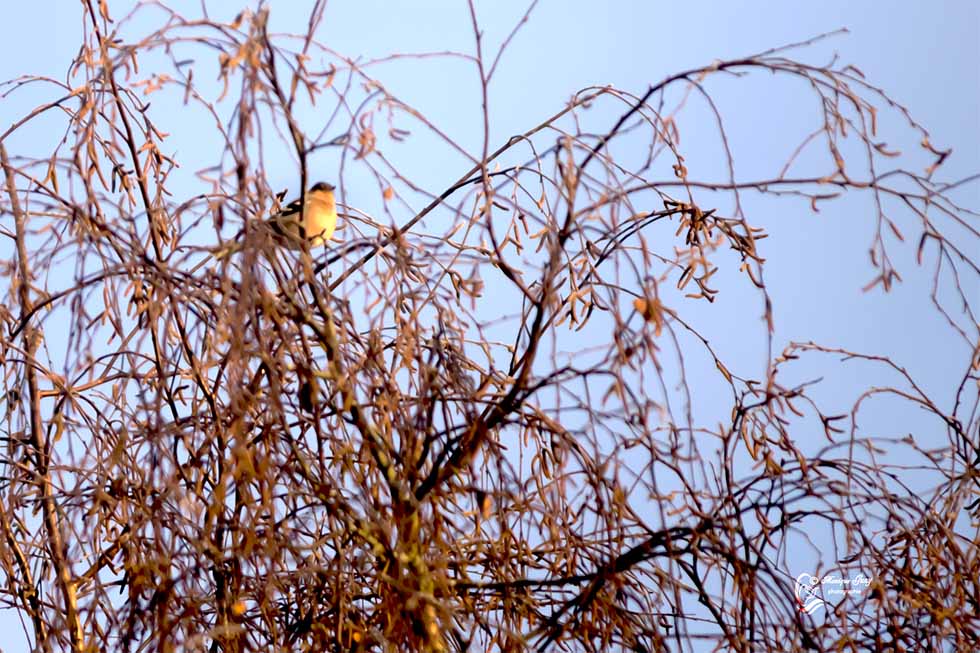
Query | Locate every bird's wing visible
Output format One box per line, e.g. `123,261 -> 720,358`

281,197 -> 304,216
266,201 -> 307,246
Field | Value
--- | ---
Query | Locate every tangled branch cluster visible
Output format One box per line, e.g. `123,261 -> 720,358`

0,2 -> 977,652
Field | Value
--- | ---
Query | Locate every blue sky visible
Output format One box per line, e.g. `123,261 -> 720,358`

0,1 -> 977,649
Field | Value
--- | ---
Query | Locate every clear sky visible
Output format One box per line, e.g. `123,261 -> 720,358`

0,1 -> 977,650
5,0 -> 971,409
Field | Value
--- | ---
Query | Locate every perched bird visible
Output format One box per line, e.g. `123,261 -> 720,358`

265,181 -> 338,248
210,181 -> 339,261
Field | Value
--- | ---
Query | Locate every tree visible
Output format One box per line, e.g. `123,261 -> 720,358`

0,2 -> 977,652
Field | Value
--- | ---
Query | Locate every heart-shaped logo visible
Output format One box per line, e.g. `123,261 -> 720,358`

795,573 -> 825,614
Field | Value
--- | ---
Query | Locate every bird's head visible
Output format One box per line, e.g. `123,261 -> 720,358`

310,181 -> 335,193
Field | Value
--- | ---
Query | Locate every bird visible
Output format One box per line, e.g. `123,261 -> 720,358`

264,181 -> 338,249
209,181 -> 339,261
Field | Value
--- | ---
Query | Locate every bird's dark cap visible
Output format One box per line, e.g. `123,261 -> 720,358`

310,181 -> 335,192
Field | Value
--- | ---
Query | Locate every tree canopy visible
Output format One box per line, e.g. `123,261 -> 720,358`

0,2 -> 977,652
